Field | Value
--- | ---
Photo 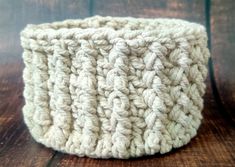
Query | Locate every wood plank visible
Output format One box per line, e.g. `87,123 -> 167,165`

93,0 -> 205,24
210,0 -> 235,122
0,0 -> 90,63
0,0 -> 90,166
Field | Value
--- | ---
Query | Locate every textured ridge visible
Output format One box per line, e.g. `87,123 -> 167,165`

21,15 -> 210,159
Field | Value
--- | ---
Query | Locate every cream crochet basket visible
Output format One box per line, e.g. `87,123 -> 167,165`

20,16 -> 210,159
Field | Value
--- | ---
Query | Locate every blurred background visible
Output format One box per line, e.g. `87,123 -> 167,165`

0,0 -> 234,166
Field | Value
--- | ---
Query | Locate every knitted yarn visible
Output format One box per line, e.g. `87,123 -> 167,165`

20,16 -> 210,159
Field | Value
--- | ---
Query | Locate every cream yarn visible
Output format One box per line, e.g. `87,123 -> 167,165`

20,16 -> 210,159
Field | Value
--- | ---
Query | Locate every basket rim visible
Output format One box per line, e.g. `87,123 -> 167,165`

20,15 -> 206,39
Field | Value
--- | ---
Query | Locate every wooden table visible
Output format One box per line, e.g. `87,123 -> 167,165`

0,0 -> 234,166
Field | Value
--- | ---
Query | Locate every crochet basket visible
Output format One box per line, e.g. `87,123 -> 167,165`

20,16 -> 210,159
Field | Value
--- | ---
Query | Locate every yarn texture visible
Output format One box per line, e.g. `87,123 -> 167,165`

20,16 -> 210,159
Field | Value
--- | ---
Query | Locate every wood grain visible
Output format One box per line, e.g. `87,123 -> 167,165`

0,0 -> 90,63
210,0 -> 235,122
0,0 -> 234,166
93,0 -> 205,24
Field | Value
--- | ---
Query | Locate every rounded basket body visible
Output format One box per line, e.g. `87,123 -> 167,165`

20,16 -> 210,159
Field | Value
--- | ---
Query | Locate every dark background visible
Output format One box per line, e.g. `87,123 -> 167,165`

0,0 -> 234,166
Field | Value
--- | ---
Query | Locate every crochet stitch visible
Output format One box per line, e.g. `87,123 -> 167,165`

20,15 -> 210,159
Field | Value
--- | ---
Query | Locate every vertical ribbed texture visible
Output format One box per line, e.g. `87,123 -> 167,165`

108,39 -> 131,158
22,49 -> 35,129
31,49 -> 51,139
78,40 -> 99,156
45,41 -> 72,150
20,16 -> 210,159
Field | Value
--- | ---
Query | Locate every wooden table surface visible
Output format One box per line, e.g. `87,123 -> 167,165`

0,0 -> 235,166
